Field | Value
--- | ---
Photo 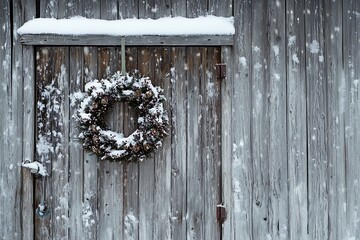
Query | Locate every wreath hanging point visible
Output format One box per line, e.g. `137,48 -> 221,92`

75,71 -> 169,163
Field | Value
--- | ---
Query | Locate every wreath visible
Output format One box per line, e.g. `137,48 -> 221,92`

75,71 -> 169,162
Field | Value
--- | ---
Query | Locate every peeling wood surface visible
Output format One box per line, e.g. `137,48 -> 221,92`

1,0 -> 360,240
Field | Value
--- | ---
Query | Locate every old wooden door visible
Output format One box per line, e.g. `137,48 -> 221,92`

34,46 -> 223,239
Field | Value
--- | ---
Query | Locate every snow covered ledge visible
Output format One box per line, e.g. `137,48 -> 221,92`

17,16 -> 235,46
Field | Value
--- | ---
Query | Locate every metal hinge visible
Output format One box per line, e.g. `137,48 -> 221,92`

216,204 -> 226,224
216,63 -> 226,81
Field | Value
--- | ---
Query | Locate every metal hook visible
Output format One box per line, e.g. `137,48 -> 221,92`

36,201 -> 50,218
22,160 -> 48,177
121,36 -> 126,74
22,160 -> 50,218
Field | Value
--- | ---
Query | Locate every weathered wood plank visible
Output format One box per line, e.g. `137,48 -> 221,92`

202,47 -> 222,240
19,34 -> 235,46
34,46 -> 54,240
151,4 -> 172,240
185,47 -> 204,240
286,0 -> 308,239
97,3 -> 124,239
152,47 -> 172,240
21,0 -> 36,238
50,47 -> 70,240
341,1 -> 360,239
184,5 -> 208,240
22,44 -> 36,240
68,47 -> 85,240
82,46 -> 99,240
208,1 -> 233,239
171,0 -> 186,17
10,0 -> 25,237
250,1 -> 270,239
118,0 -> 138,19
305,1 -> 328,239
267,1 -> 288,239
324,1 -> 346,240
170,46 -> 188,240
122,46 -> 140,240
82,2 -> 100,239
97,47 -> 123,240
187,0 -> 207,16
231,1 -> 253,239
169,1 -> 187,238
117,3 -> 140,240
138,47 -> 156,240
0,1 -> 19,239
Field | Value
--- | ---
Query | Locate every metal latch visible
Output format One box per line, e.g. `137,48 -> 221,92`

22,160 -> 48,177
216,204 -> 226,224
216,63 -> 226,81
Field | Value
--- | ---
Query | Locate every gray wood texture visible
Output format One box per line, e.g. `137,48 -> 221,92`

286,0 -> 307,239
1,0 -> 360,239
19,34 -> 234,46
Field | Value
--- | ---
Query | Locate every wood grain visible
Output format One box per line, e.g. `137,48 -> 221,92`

4,0 -> 360,239
19,34 -> 235,46
286,0 -> 308,239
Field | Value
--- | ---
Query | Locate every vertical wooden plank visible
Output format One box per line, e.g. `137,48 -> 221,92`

10,0 -> 25,237
250,1 -> 270,239
118,2 -> 140,240
82,45 -> 99,240
35,47 -> 70,240
138,0 -> 155,18
208,0 -> 232,15
184,4 -> 208,240
209,1 -> 233,239
82,2 -> 100,239
152,47 -> 172,240
169,1 -> 187,240
305,1 -> 328,239
137,3 -> 155,239
171,0 -> 186,17
324,1 -> 346,239
68,47 -> 85,240
22,45 -> 36,240
97,46 -> 123,240
34,46 -> 54,240
232,1 -> 252,239
0,0 -> 19,238
150,3 -> 172,240
21,0 -> 36,238
186,0 -> 207,16
286,0 -> 308,239
34,3 -> 65,239
342,1 -> 360,239
170,46 -> 188,240
202,47 -> 222,240
51,47 -> 70,240
267,1 -> 288,239
97,2 -> 123,239
20,1 -> 36,239
122,46 -> 140,240
118,0 -> 138,19
185,47 -> 204,240
65,3 -> 85,240
171,3 -> 188,239
44,3 -> 70,239
137,46 -> 156,240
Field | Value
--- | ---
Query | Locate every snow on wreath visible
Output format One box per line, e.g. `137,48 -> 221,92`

75,71 -> 169,163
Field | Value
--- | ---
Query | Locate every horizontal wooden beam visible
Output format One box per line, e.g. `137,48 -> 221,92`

19,34 -> 234,46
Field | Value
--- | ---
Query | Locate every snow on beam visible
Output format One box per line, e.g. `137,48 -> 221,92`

17,16 -> 235,46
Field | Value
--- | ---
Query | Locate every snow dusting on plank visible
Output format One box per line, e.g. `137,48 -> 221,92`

17,16 -> 235,36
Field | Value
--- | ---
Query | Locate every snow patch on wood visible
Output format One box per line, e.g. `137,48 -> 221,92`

17,16 -> 235,36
